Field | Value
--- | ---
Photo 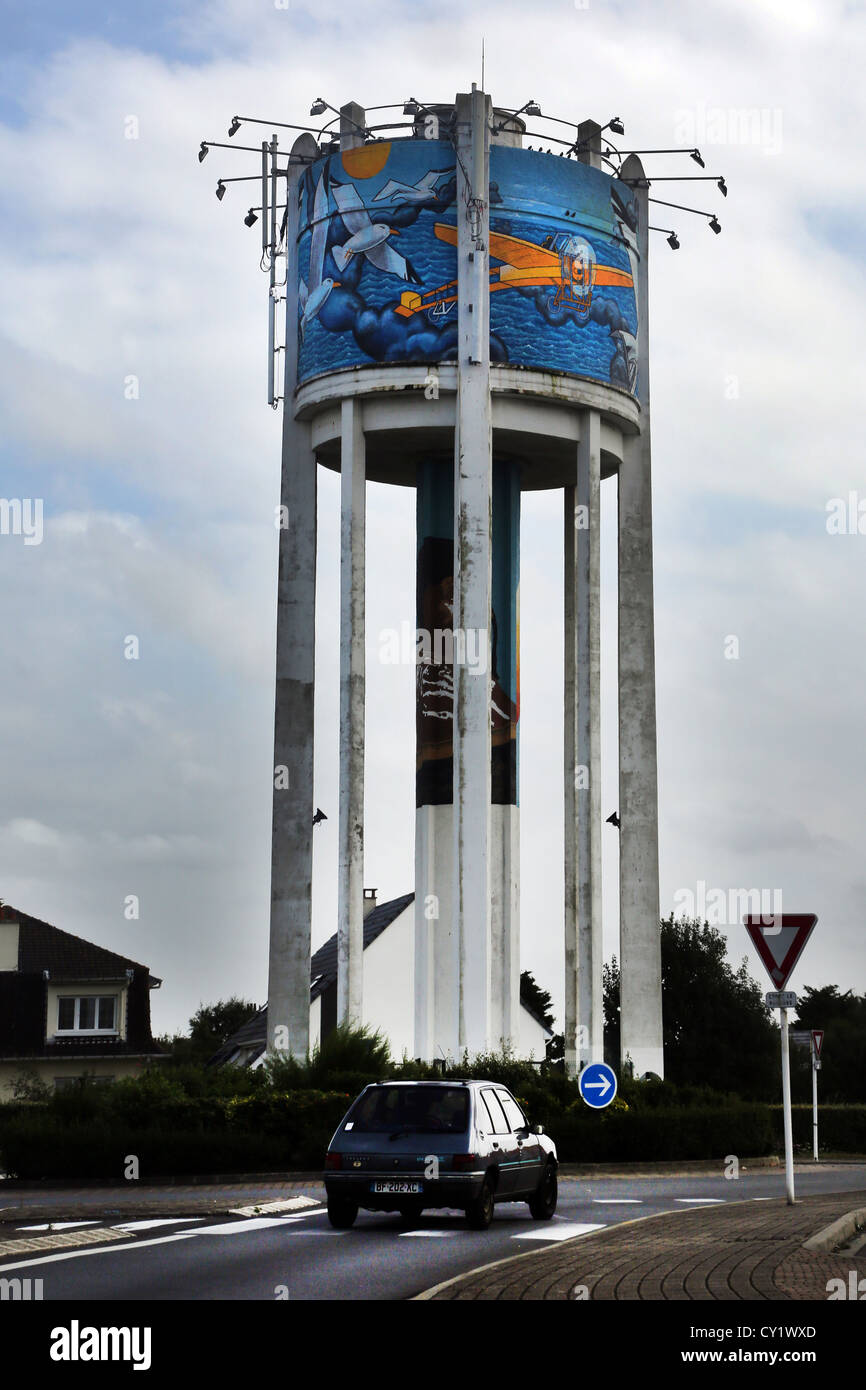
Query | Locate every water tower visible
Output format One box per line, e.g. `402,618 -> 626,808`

204,90 -> 700,1079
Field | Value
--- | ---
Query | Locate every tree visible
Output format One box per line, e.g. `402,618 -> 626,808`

604,916 -> 779,1098
158,997 -> 259,1065
793,986 -> 866,1103
520,970 -> 555,1029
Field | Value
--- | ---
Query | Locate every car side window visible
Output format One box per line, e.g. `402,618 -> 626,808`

497,1090 -> 527,1133
481,1088 -> 509,1135
475,1090 -> 495,1133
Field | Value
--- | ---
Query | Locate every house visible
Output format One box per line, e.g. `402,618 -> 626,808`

0,904 -> 164,1099
211,890 -> 554,1067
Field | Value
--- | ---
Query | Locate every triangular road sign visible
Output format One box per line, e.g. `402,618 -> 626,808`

743,913 -> 818,990
811,1029 -> 824,1058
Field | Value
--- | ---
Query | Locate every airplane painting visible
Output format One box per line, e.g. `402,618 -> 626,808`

392,224 -> 633,324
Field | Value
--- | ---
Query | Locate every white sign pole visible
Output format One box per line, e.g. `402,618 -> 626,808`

780,1007 -> 795,1204
812,1043 -> 819,1162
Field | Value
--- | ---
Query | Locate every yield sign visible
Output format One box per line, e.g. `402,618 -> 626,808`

811,1029 -> 824,1058
743,914 -> 818,990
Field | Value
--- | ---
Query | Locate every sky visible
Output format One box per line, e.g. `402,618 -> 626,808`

1,0 -> 865,1042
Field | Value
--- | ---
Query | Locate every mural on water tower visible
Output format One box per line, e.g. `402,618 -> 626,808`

416,458 -> 520,809
297,140 -> 639,394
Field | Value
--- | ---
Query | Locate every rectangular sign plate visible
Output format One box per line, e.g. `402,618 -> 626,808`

371,1180 -> 423,1195
766,991 -> 798,1009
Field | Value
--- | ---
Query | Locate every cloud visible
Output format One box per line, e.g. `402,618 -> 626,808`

1,3 -> 865,1036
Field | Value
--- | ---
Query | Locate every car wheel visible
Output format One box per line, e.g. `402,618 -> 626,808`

528,1161 -> 557,1220
465,1176 -> 495,1230
327,1196 -> 359,1229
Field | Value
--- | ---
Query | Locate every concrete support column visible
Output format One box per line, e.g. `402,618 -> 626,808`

563,412 -> 602,1075
618,155 -> 664,1078
340,101 -> 366,151
563,486 -> 578,1078
490,806 -> 519,1050
414,459 -> 457,1060
578,412 -> 603,1069
489,457 -> 520,1053
337,396 -> 366,1027
267,134 -> 320,1060
415,803 -> 455,1059
453,87 -> 493,1055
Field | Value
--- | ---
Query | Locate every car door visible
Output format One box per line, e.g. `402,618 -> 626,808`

496,1089 -> 540,1196
480,1087 -> 521,1195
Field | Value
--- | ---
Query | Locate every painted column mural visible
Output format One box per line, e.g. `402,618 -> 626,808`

416,458 -> 520,809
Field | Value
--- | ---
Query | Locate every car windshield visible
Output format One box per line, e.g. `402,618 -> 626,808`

348,1085 -> 470,1134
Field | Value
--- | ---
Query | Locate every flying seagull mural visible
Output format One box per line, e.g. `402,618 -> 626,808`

331,182 -> 421,283
372,167 -> 452,206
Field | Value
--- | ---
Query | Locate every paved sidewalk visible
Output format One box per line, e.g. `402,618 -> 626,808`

421,1190 -> 866,1301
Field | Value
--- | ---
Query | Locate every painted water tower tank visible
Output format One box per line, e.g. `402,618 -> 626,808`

293,110 -> 642,488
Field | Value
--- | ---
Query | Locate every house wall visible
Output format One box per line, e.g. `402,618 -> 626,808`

362,905 -> 415,1060
0,921 -> 19,972
0,1057 -> 150,1101
519,1007 -> 551,1062
309,994 -> 322,1053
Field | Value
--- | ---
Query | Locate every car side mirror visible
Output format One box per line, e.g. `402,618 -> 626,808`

532,1124 -> 544,1136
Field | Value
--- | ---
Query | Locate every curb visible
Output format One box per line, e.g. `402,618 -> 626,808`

803,1206 -> 866,1254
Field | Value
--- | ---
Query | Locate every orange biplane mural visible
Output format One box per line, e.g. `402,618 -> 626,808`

393,224 -> 633,325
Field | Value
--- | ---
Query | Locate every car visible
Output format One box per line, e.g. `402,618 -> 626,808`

323,1078 -> 558,1230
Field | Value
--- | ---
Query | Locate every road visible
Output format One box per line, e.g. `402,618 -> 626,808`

2,1167 -> 864,1301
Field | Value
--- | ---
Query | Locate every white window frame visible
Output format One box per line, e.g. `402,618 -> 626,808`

56,995 -> 119,1036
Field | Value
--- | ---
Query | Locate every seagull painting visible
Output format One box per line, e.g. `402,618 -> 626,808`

299,169 -> 340,340
331,182 -> 420,284
372,168 -> 451,205
332,220 -> 397,272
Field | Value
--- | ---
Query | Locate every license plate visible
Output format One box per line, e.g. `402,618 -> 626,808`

371,1180 -> 423,1194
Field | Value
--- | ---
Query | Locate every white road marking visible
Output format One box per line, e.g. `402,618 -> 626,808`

229,1196 -> 321,1217
271,1229 -> 347,1235
591,1199 -> 643,1204
112,1219 -> 205,1231
16,1221 -> 101,1231
676,1198 -> 726,1204
512,1222 -> 605,1242
0,1213 -> 300,1273
188,1217 -> 293,1235
0,1230 -> 200,1273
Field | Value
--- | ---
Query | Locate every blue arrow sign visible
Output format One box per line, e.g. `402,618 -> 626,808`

578,1062 -> 618,1110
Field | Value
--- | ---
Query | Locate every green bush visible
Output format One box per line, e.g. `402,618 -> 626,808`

0,1117 -> 292,1179
774,1104 -> 866,1155
0,1088 -> 354,1179
3,1028 -> 861,1179
547,1104 -> 775,1162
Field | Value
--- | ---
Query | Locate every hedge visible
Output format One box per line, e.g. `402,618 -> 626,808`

547,1104 -> 776,1162
773,1104 -> 866,1155
2,1086 -> 863,1180
0,1089 -> 352,1180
